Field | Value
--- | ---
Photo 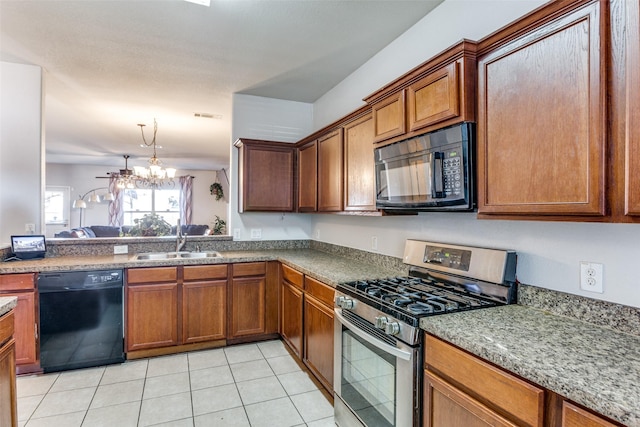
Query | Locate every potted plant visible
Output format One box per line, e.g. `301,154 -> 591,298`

212,215 -> 226,235
127,213 -> 172,236
210,182 -> 224,201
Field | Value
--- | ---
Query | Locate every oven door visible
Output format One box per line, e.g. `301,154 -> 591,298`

334,308 -> 420,427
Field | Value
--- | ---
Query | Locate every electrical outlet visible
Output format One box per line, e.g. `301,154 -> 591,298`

25,223 -> 35,233
580,262 -> 604,293
371,236 -> 378,251
233,228 -> 241,240
113,245 -> 128,255
250,228 -> 262,239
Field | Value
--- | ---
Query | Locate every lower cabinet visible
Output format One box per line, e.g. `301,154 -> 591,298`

229,262 -> 267,339
0,274 -> 38,373
425,335 -> 624,427
126,267 -> 180,352
280,264 -> 335,394
182,265 -> 227,344
280,265 -> 303,357
303,283 -> 334,391
0,310 -> 17,427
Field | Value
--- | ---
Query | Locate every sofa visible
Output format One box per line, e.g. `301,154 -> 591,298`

54,224 -> 210,238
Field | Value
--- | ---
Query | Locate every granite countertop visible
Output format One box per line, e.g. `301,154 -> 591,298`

421,305 -> 640,427
0,249 -> 404,287
0,296 -> 18,317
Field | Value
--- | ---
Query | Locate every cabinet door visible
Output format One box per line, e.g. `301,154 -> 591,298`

237,139 -> 295,212
343,113 -> 376,211
477,2 -> 606,217
281,281 -> 303,357
298,141 -> 318,212
626,0 -> 640,216
407,62 -> 459,132
303,294 -> 334,391
5,292 -> 37,366
126,283 -> 179,352
0,311 -> 17,427
372,91 -> 406,143
318,129 -> 344,212
230,276 -> 266,338
561,401 -> 619,427
424,371 -> 518,427
182,280 -> 226,344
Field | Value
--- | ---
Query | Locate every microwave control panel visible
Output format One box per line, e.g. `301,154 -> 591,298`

442,149 -> 462,197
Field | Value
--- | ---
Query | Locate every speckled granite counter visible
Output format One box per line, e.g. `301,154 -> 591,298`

0,249 -> 406,287
421,305 -> 640,426
0,296 -> 17,317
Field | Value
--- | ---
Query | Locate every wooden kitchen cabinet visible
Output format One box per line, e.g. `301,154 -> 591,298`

280,264 -> 303,357
126,267 -> 179,352
317,129 -> 344,212
424,370 -> 517,427
229,262 -> 267,339
476,0 -> 607,217
235,138 -> 296,212
298,141 -> 318,212
371,90 -> 405,143
0,274 -> 38,373
303,276 -> 335,392
366,40 -> 477,146
425,335 -> 544,427
624,0 -> 640,217
562,401 -> 620,427
0,310 -> 17,427
182,265 -> 227,344
343,112 -> 376,211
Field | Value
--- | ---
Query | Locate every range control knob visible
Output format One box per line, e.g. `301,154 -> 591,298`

385,321 -> 401,336
335,296 -> 354,309
374,316 -> 388,329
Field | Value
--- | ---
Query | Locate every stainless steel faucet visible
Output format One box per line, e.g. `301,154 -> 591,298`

176,219 -> 187,252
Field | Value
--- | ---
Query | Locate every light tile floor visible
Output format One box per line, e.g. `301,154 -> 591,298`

16,340 -> 335,427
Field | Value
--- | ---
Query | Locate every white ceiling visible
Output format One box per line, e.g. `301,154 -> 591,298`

0,0 -> 442,172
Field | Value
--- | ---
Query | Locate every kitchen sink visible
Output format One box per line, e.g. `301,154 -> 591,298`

135,251 -> 222,260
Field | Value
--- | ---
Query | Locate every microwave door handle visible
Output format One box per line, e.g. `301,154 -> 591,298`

432,152 -> 445,198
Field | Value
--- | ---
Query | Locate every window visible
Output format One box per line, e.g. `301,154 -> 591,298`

44,186 -> 70,225
122,188 -> 180,227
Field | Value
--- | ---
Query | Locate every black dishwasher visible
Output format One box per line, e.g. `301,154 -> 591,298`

38,269 -> 125,373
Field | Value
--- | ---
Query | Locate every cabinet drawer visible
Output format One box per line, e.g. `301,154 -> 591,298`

425,335 -> 544,427
0,311 -> 15,346
0,274 -> 35,291
304,276 -> 335,307
562,401 -> 619,427
184,265 -> 228,281
127,267 -> 178,284
232,262 -> 266,277
282,264 -> 303,289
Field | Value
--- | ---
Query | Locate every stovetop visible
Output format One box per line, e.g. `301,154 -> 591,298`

337,275 -> 497,327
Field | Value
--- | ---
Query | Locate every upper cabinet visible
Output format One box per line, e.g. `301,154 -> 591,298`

235,139 -> 296,213
365,40 -> 478,146
343,113 -> 376,211
625,0 -> 640,218
476,0 -> 607,218
317,129 -> 344,212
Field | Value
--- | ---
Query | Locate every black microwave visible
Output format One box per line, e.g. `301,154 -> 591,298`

375,122 -> 475,211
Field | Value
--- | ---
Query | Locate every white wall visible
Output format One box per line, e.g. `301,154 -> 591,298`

46,163 -> 228,230
229,94 -> 313,241
0,61 -> 44,245
307,0 -> 640,308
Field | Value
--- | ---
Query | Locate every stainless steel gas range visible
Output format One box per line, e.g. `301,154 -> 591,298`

333,239 -> 518,427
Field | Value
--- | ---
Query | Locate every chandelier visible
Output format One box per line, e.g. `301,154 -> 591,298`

116,119 -> 176,189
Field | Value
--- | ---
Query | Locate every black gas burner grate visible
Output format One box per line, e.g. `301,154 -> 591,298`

340,275 -> 496,320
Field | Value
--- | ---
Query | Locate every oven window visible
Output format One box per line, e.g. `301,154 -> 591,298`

341,329 -> 396,427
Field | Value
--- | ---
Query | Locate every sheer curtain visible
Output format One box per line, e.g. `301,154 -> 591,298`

108,174 -> 124,226
179,176 -> 193,224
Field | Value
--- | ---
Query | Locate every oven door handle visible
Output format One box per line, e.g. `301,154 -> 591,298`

334,309 -> 413,361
